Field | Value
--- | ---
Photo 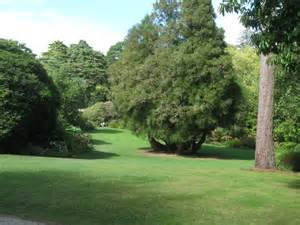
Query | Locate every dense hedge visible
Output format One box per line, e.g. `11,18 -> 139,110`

0,39 -> 59,152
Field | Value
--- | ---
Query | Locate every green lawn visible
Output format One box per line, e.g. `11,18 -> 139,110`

0,128 -> 299,225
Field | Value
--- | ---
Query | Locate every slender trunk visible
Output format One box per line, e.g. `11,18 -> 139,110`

255,54 -> 276,169
191,134 -> 206,154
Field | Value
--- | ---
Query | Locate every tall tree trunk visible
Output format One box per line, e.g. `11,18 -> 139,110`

255,54 -> 276,169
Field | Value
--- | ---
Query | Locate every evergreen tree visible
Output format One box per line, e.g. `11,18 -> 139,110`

110,0 -> 241,154
106,42 -> 124,66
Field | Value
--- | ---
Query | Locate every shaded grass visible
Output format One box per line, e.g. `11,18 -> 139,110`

0,128 -> 299,225
199,144 -> 255,160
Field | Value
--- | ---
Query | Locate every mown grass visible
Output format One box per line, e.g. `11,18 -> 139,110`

0,128 -> 299,225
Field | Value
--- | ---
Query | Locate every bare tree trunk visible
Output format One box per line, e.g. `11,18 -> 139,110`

255,54 -> 276,169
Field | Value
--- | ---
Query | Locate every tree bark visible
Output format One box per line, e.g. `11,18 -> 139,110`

255,54 -> 276,169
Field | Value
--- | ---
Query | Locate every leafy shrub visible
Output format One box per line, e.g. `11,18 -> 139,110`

240,136 -> 256,149
82,101 -> 117,127
276,142 -> 300,172
225,139 -> 242,148
63,131 -> 93,154
77,115 -> 95,131
224,136 -> 255,149
109,120 -> 125,129
209,127 -> 255,149
90,85 -> 110,105
44,126 -> 93,157
0,39 -> 59,153
208,128 -> 232,142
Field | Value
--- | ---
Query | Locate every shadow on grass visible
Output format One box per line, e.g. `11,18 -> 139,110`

25,150 -> 119,160
90,128 -> 123,134
198,144 -> 255,160
91,139 -> 111,146
0,171 -> 181,225
288,179 -> 300,189
140,144 -> 255,160
72,150 -> 119,160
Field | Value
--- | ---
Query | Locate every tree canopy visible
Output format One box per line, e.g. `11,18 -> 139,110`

109,0 -> 241,154
41,40 -> 109,127
0,39 -> 59,152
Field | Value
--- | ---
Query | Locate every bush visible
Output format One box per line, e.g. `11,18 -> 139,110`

240,136 -> 256,149
225,139 -> 242,148
0,39 -> 59,153
208,128 -> 232,143
82,101 -> 117,127
63,131 -> 93,154
209,127 -> 255,149
109,120 -> 125,129
44,124 -> 93,157
77,115 -> 95,131
276,142 -> 300,172
224,136 -> 255,149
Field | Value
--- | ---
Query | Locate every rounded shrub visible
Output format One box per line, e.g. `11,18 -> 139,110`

0,39 -> 59,152
82,101 -> 117,127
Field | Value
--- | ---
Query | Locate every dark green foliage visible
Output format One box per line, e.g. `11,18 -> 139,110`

276,142 -> 300,172
62,128 -> 93,155
82,101 -> 117,127
220,0 -> 300,55
106,42 -> 124,66
274,50 -> 300,143
0,39 -> 59,152
211,45 -> 259,142
41,40 -> 108,128
68,40 -> 108,103
110,0 -> 241,154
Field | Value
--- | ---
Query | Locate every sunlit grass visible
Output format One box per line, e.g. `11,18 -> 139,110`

0,128 -> 299,225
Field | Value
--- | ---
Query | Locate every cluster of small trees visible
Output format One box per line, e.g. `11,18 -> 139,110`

0,39 -> 112,154
40,40 -> 109,127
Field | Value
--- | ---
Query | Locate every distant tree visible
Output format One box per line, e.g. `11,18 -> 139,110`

40,41 -> 68,72
239,28 -> 254,47
274,51 -> 300,143
106,42 -> 124,66
41,40 -> 109,126
227,45 -> 259,137
221,0 -> 300,169
0,39 -> 59,152
110,0 -> 241,154
68,40 -> 107,99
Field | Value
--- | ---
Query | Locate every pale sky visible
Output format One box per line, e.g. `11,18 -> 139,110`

0,0 -> 244,55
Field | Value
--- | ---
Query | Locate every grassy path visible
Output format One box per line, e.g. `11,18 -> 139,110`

0,128 -> 299,225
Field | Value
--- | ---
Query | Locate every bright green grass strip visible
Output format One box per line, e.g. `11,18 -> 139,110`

0,128 -> 299,225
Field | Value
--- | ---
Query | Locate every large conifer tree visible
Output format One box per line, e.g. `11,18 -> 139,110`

110,0 -> 241,154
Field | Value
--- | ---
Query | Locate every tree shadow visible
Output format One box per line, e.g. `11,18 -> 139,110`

0,170 -> 183,225
90,128 -> 123,134
18,150 -> 119,160
197,144 -> 255,160
91,139 -> 111,146
287,179 -> 300,189
140,144 -> 255,160
72,151 -> 119,160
